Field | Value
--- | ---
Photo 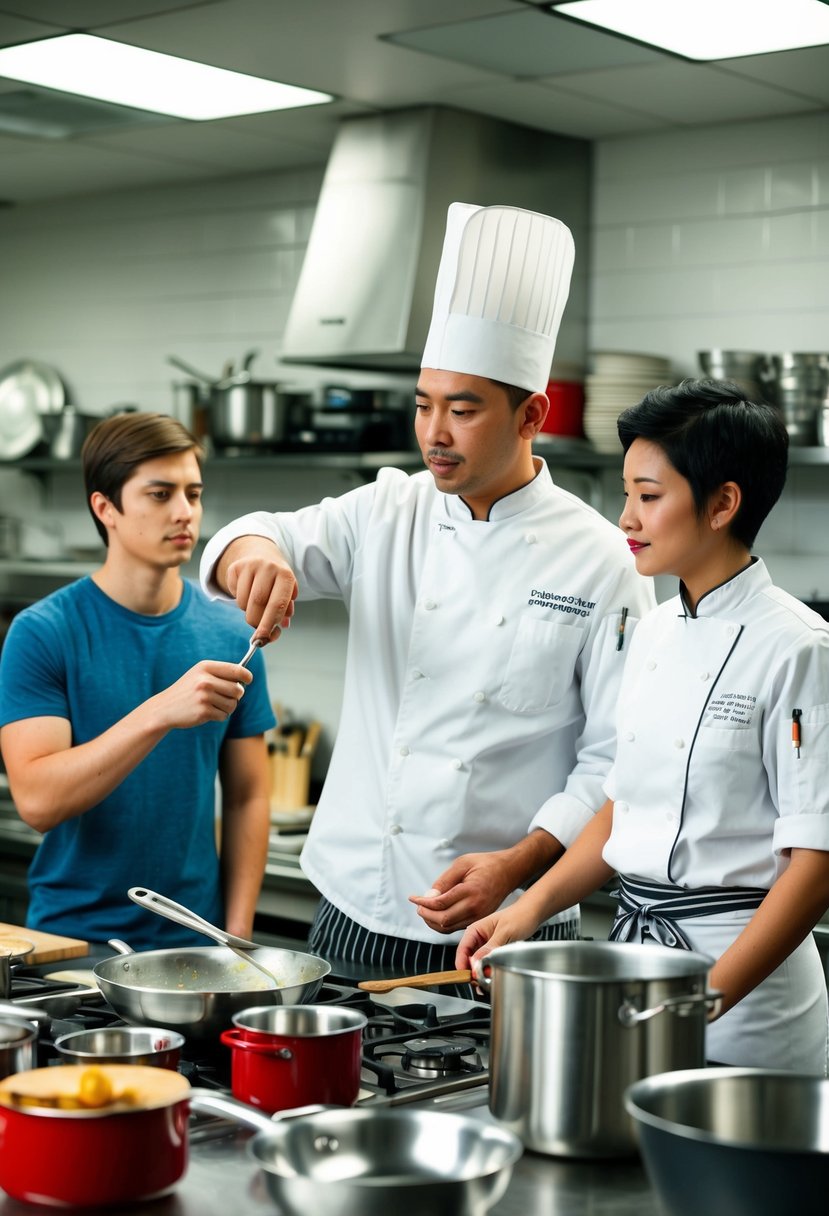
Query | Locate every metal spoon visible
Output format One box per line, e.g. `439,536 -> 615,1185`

127,888 -> 280,989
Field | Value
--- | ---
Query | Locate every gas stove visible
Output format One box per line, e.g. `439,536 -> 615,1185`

3,962 -> 491,1106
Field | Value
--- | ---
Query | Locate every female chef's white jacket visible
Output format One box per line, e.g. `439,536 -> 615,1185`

604,559 -> 829,1071
202,461 -> 654,944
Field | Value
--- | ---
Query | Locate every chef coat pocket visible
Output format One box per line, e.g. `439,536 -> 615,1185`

498,616 -> 582,714
697,725 -> 757,752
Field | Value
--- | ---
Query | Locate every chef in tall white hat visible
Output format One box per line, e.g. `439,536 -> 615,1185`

200,203 -> 654,983
422,200 -> 575,393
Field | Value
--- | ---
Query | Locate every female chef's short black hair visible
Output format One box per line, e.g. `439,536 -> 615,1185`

82,411 -> 204,545
616,377 -> 788,549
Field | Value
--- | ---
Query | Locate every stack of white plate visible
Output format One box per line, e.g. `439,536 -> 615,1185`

584,352 -> 672,453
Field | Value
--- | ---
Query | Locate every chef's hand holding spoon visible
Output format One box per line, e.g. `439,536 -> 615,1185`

214,535 -> 298,645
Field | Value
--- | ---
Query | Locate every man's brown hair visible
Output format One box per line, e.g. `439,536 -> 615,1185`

82,412 -> 204,545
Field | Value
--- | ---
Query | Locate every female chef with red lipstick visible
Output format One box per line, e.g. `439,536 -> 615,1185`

458,378 -> 829,1072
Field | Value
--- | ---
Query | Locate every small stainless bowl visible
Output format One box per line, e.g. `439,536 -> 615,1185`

53,1026 -> 184,1070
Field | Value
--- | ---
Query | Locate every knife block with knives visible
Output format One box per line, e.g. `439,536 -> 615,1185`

269,719 -> 321,811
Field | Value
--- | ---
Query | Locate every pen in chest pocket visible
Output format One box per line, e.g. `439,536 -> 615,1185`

792,708 -> 802,758
616,607 -> 628,652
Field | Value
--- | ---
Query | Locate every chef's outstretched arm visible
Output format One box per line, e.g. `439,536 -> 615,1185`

212,535 -> 298,644
707,847 -> 829,1020
454,800 -> 616,969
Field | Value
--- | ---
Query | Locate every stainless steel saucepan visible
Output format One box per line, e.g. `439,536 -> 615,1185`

189,1091 -> 522,1216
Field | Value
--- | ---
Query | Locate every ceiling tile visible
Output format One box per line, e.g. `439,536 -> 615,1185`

384,9 -> 662,77
0,12 -> 63,48
437,77 -> 675,139
542,60 -> 825,126
0,1 -> 219,28
716,45 -> 829,105
81,102 -> 368,173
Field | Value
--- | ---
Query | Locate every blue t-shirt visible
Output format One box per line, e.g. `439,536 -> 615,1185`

0,577 -> 275,950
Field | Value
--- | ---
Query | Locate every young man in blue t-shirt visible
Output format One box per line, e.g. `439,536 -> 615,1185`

0,412 -> 275,950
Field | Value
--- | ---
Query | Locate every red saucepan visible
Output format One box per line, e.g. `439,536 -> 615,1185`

221,1004 -> 367,1112
0,1064 -> 191,1208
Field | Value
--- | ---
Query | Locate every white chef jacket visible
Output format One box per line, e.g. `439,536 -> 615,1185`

603,559 -> 829,1072
604,558 -> 829,885
202,460 -> 654,943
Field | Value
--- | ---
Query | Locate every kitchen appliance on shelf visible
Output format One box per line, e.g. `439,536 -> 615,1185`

286,384 -> 413,453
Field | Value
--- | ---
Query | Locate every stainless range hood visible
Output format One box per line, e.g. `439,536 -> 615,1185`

281,106 -> 591,373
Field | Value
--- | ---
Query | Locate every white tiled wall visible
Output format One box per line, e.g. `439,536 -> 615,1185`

591,111 -> 829,364
590,110 -> 829,600
1,109 -> 829,750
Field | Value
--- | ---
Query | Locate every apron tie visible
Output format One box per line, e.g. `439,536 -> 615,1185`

609,875 -> 768,950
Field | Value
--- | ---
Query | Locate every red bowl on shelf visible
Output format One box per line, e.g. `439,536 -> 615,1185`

542,380 -> 585,437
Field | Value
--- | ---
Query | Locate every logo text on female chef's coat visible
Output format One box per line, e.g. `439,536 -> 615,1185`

707,692 -> 757,726
528,589 -> 595,617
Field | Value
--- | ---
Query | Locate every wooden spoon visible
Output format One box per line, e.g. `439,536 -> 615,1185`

357,969 -> 472,993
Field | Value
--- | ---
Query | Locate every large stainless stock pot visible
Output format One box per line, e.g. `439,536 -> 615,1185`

473,940 -> 716,1158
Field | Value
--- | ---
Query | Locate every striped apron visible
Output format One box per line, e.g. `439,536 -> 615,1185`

609,875 -> 768,949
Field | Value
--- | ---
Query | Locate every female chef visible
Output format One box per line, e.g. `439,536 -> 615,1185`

457,377 -> 829,1072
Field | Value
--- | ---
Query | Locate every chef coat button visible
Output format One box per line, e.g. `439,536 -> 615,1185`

473,691 -> 486,703
726,626 -> 736,637
424,599 -> 437,611
494,614 -> 505,626
451,758 -> 462,770
526,533 -> 537,544
646,660 -> 656,671
389,824 -> 402,835
624,730 -> 635,742
399,745 -> 410,757
674,738 -> 685,749
439,838 -> 452,849
700,671 -> 710,681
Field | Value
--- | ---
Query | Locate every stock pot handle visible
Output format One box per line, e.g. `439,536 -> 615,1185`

470,956 -> 494,991
618,989 -> 723,1027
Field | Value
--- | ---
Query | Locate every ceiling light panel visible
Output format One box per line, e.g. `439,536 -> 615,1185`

552,0 -> 829,61
0,34 -> 333,120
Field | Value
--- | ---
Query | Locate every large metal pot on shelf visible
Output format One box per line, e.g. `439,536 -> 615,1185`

168,350 -> 289,449
758,351 -> 829,446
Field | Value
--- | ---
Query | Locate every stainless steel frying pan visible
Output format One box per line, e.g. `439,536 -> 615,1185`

93,941 -> 330,1049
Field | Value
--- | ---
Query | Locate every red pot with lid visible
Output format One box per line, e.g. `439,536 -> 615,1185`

0,1064 -> 190,1207
221,1004 -> 366,1113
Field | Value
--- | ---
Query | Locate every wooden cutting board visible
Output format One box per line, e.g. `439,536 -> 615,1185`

0,923 -> 88,963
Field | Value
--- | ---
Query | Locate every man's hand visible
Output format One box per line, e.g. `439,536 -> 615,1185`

408,830 -> 562,935
153,660 -> 254,730
409,851 -> 525,935
217,536 -> 298,642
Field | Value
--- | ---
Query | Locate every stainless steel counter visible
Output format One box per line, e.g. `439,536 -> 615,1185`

0,1093 -> 660,1216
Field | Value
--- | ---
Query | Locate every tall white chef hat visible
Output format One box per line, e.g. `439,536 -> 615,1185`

421,202 -> 575,393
